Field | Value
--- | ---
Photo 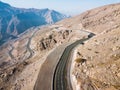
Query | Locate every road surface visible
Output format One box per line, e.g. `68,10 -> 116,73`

34,42 -> 70,90
34,33 -> 95,90
53,38 -> 90,90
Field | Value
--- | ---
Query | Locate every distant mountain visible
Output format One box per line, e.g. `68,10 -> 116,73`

0,1 -> 67,45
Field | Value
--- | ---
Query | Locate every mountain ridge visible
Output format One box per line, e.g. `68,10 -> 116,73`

0,1 -> 67,45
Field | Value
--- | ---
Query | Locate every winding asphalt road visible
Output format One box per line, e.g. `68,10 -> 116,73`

8,29 -> 38,60
26,30 -> 38,59
3,29 -> 38,71
34,33 -> 95,90
53,38 -> 90,90
53,33 -> 95,90
9,44 -> 14,59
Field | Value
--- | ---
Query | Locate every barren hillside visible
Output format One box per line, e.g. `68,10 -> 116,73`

0,24 -> 89,90
71,3 -> 120,90
57,3 -> 120,34
0,2 -> 120,90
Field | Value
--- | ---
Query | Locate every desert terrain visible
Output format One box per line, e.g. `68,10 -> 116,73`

0,3 -> 120,90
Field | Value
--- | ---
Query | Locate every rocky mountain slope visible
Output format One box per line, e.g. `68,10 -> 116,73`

70,3 -> 120,90
0,24 -> 89,90
0,1 -> 67,45
0,2 -> 120,90
73,28 -> 120,90
57,3 -> 120,34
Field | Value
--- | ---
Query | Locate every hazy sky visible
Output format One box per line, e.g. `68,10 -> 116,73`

1,0 -> 120,15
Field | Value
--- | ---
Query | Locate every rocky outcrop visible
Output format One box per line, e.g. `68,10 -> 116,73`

37,30 -> 72,51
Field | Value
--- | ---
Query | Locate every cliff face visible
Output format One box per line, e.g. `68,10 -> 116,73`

0,1 -> 67,45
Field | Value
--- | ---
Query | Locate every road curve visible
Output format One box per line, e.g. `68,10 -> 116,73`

53,38 -> 91,90
9,44 -> 14,59
53,33 -> 95,90
34,33 -> 95,90
34,42 -> 70,90
26,29 -> 38,59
